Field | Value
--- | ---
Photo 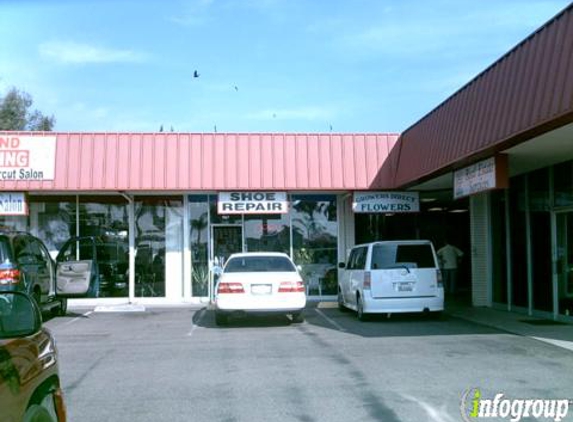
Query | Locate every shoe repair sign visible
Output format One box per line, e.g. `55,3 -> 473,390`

218,192 -> 288,214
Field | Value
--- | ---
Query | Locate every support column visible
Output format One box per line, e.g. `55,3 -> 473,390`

470,193 -> 492,307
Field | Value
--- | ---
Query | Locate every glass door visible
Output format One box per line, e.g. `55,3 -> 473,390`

210,225 -> 243,299
556,212 -> 573,317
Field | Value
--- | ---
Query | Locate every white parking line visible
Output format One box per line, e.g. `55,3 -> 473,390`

315,308 -> 347,332
64,310 -> 93,326
187,308 -> 206,336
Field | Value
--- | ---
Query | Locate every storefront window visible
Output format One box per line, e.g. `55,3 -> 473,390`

556,212 -> 573,317
554,161 -> 573,207
78,197 -> 129,297
31,196 -> 77,258
0,216 -> 27,231
244,214 -> 289,254
509,176 -> 528,308
134,197 -> 183,298
529,169 -> 552,312
190,195 -> 209,297
209,196 -> 242,225
355,213 -> 417,243
291,195 -> 338,296
491,190 -> 508,304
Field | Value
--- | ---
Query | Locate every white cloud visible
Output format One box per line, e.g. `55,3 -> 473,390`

39,41 -> 148,64
167,0 -> 214,27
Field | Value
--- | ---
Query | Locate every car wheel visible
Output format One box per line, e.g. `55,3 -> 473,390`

23,403 -> 56,422
356,295 -> 368,321
215,313 -> 228,326
337,289 -> 348,312
291,312 -> 304,323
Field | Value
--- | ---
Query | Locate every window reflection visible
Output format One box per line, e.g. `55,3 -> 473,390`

0,216 -> 27,232
291,195 -> 338,296
244,214 -> 289,254
31,197 -> 77,258
78,197 -> 129,297
190,196 -> 209,297
135,197 -> 183,298
554,161 -> 573,207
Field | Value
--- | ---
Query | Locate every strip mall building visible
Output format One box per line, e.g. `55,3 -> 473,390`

1,5 -> 573,320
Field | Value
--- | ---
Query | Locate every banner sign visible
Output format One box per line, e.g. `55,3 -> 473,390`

218,192 -> 288,214
454,155 -> 508,199
0,192 -> 28,215
0,135 -> 57,181
353,192 -> 420,213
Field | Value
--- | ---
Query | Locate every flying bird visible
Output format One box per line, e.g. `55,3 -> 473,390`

193,70 -> 200,78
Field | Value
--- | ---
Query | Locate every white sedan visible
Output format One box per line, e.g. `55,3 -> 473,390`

214,252 -> 307,325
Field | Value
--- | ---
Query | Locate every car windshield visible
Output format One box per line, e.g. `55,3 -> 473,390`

0,293 -> 37,339
371,244 -> 435,269
224,256 -> 296,273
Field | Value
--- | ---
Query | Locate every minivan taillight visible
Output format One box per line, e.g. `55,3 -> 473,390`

437,269 -> 443,288
217,282 -> 245,294
363,271 -> 371,290
0,269 -> 20,285
278,281 -> 305,293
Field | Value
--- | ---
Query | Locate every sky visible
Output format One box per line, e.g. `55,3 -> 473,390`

0,0 -> 571,134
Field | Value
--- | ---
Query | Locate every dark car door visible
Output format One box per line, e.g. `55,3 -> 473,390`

13,235 -> 54,303
55,237 -> 98,298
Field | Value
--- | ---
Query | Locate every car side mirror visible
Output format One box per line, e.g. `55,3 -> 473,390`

338,262 -> 346,269
0,291 -> 42,339
212,266 -> 223,276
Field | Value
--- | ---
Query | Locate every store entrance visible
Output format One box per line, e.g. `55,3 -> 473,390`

556,212 -> 573,317
210,225 -> 243,298
212,225 -> 243,266
354,193 -> 471,298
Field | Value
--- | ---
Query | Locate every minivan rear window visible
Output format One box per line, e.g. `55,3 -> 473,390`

371,244 -> 435,269
225,256 -> 296,273
0,236 -> 14,262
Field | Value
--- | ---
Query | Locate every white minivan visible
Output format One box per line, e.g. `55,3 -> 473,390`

338,240 -> 444,320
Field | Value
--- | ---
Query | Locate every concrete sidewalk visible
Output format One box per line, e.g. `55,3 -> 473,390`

445,299 -> 573,352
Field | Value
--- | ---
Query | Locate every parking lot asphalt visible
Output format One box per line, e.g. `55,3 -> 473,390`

43,301 -> 573,422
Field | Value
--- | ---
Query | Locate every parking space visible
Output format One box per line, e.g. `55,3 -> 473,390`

45,305 -> 573,422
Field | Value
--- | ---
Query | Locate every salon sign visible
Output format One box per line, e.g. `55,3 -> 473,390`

0,192 -> 28,216
0,135 -> 56,181
353,192 -> 420,213
218,192 -> 288,214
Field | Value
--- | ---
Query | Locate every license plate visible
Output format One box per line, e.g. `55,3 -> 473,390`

396,283 -> 413,292
251,284 -> 272,295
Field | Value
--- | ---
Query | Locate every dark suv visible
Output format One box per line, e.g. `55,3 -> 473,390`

0,231 -> 67,316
